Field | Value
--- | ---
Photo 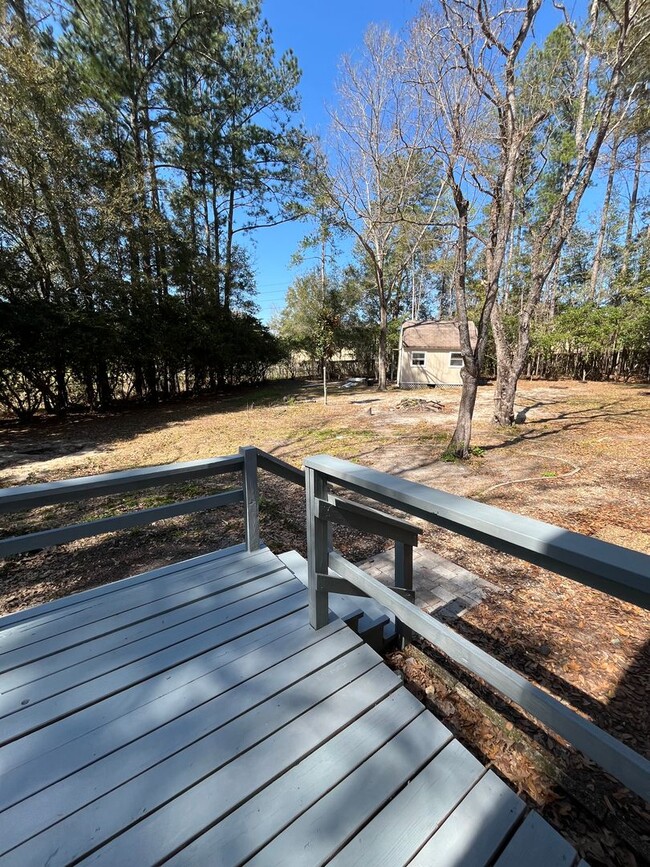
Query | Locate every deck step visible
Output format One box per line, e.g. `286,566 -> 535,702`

278,550 -> 396,651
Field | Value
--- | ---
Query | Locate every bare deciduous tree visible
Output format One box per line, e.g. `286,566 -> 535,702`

319,24 -> 445,390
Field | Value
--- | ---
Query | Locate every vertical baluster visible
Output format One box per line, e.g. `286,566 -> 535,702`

240,446 -> 260,552
306,466 -> 330,629
395,540 -> 414,646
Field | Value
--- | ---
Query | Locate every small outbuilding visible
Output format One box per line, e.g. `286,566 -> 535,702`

397,319 -> 477,388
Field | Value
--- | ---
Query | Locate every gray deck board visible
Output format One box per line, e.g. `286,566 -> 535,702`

0,604 -> 310,779
5,650 -> 389,865
0,546 -> 275,661
0,615 -> 343,813
246,710 -> 452,867
495,811 -> 578,866
0,543 -> 248,632
0,563 -> 290,689
0,546 -> 580,866
329,739 -> 485,867
0,626 -> 364,855
0,583 -> 307,744
408,770 -> 526,867
167,690 -> 427,867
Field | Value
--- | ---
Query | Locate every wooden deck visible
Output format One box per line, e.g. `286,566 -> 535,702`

0,545 -> 582,866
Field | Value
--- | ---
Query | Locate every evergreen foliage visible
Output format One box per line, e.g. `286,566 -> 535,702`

0,0 -> 302,419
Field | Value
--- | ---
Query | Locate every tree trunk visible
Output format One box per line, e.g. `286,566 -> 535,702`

448,369 -> 478,459
589,138 -> 618,300
377,300 -> 387,390
622,132 -> 642,277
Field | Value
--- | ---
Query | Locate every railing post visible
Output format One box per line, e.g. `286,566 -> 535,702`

395,541 -> 414,646
305,465 -> 329,629
239,446 -> 260,552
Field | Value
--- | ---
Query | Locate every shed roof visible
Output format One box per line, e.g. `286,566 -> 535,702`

401,320 -> 477,351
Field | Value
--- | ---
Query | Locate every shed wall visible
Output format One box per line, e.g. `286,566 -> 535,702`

398,350 -> 463,388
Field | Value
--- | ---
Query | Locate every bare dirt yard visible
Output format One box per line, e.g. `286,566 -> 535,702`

1,378 -> 649,865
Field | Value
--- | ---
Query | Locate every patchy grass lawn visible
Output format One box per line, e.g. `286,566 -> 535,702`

1,377 -> 649,865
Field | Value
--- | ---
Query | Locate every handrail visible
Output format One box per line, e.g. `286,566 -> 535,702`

0,453 -> 246,557
328,551 -> 650,802
303,454 -> 650,802
255,450 -> 305,488
305,455 -> 650,610
0,454 -> 244,514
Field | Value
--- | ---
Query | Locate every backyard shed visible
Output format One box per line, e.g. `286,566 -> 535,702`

397,319 -> 477,388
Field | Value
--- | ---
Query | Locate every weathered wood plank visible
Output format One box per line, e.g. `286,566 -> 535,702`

0,549 -> 282,671
4,648 -> 390,866
329,739 -> 485,867
329,550 -> 650,802
0,605 -> 312,784
0,570 -> 298,711
0,454 -> 243,515
246,710 -> 453,867
306,455 -> 650,610
0,626 -> 363,854
494,811 -> 577,866
0,543 -> 247,631
0,489 -> 243,557
166,691 -> 426,866
80,660 -> 401,867
407,770 -> 526,867
0,584 -> 308,745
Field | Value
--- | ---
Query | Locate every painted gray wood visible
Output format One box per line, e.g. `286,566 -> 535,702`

305,455 -> 650,610
330,739 -> 484,867
0,568 -> 293,696
495,811 -> 577,866
246,709 -> 452,867
81,661 -> 401,867
0,584 -> 308,745
0,606 -> 314,787
306,466 -> 329,629
279,549 -> 395,643
0,627 -> 363,854
0,453 -> 243,515
6,650 -> 391,866
166,692 -> 426,866
240,446 -> 260,552
0,543 -> 247,632
0,548 -> 280,667
408,770 -> 526,867
316,496 -> 420,546
256,450 -> 306,488
394,540 -> 414,644
329,550 -> 650,802
0,489 -> 243,557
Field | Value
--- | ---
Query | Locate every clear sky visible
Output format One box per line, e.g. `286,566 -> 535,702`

253,0 -> 577,324
254,0 -> 418,323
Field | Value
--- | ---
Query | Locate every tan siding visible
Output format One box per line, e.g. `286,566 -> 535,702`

399,350 -> 463,387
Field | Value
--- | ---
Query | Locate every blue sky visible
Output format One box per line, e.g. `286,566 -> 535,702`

254,0 -> 418,323
253,0 -> 578,324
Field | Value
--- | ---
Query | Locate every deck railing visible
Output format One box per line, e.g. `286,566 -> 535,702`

1,447 -> 648,802
303,454 -> 650,803
0,450 -> 255,558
